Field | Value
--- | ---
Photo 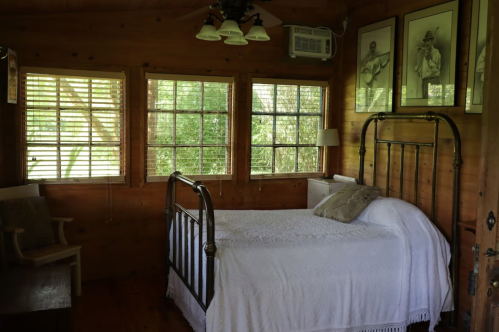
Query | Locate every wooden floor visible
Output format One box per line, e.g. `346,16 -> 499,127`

72,275 -> 455,332
72,275 -> 192,332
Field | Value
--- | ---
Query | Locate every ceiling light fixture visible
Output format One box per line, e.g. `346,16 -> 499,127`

245,16 -> 270,41
196,10 -> 270,45
218,19 -> 243,36
196,15 -> 222,41
224,35 -> 249,45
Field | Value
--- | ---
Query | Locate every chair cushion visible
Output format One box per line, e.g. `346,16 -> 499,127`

0,197 -> 55,251
313,184 -> 381,223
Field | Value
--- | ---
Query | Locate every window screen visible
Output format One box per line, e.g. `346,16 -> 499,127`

250,79 -> 327,178
21,68 -> 126,184
146,74 -> 233,182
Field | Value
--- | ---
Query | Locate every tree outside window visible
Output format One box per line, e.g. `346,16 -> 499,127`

146,75 -> 233,182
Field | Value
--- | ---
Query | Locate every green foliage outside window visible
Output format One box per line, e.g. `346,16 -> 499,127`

251,83 -> 324,175
147,80 -> 231,178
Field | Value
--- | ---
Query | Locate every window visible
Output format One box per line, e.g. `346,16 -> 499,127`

21,67 -> 126,184
250,78 -> 328,179
146,73 -> 233,182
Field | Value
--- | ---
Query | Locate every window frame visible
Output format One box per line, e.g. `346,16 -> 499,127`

19,65 -> 130,188
144,72 -> 235,183
249,77 -> 329,180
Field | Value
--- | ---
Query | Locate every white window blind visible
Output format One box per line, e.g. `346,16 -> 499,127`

146,74 -> 233,182
21,68 -> 126,184
250,79 -> 327,179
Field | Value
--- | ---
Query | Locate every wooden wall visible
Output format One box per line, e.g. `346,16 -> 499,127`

0,4 -> 344,280
0,0 -> 480,327
339,0 -> 479,328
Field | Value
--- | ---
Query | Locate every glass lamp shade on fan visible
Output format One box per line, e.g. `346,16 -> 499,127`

218,20 -> 243,36
245,25 -> 270,41
196,24 -> 221,41
224,36 -> 249,45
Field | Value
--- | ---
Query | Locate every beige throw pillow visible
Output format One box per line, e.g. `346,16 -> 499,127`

313,184 -> 381,223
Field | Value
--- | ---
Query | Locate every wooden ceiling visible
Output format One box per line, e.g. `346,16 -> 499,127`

0,0 -> 337,16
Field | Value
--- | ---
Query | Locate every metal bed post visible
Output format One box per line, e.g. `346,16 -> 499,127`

414,146 -> 420,206
386,143 -> 391,197
400,144 -> 405,199
373,119 -> 378,187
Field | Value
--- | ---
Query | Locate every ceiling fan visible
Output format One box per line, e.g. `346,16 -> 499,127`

178,0 -> 329,45
178,0 -> 328,28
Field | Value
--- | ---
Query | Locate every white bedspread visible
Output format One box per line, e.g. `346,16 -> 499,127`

167,197 -> 453,332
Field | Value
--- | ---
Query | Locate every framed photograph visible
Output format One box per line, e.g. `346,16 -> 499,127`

466,0 -> 488,113
401,1 -> 459,107
356,17 -> 396,113
7,48 -> 17,104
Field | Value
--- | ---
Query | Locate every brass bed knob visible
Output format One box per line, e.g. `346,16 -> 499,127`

490,279 -> 499,289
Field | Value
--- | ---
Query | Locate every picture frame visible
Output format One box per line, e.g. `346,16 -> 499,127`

466,0 -> 488,114
401,1 -> 459,107
355,17 -> 396,113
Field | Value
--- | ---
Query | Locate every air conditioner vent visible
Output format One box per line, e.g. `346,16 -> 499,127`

294,27 -> 313,35
294,36 -> 322,53
289,25 -> 332,61
313,29 -> 330,37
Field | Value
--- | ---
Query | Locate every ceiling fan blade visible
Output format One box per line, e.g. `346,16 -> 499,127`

252,4 -> 283,28
267,0 -> 328,7
175,6 -> 211,21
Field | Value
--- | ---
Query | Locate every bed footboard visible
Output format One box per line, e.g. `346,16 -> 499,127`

165,171 -> 217,311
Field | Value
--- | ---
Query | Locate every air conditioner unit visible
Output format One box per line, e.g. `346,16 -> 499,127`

289,26 -> 332,61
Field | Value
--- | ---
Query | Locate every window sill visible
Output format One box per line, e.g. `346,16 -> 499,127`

146,175 -> 232,183
26,177 -> 129,191
249,172 -> 323,180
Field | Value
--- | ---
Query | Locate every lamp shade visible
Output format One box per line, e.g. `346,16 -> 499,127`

196,24 -> 221,41
218,20 -> 243,36
245,25 -> 270,41
316,129 -> 340,147
224,35 -> 248,45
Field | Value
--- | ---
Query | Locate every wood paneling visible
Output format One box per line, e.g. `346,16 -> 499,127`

0,65 -> 19,188
471,0 -> 499,330
0,5 -> 342,281
0,0 -> 480,328
339,0 -> 479,329
0,0 -> 335,16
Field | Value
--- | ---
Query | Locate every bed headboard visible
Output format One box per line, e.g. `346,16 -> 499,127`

358,111 -> 462,327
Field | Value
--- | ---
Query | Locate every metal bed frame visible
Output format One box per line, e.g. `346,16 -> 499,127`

165,173 -> 217,311
165,111 -> 462,327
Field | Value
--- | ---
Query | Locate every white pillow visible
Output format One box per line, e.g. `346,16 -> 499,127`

313,193 -> 335,210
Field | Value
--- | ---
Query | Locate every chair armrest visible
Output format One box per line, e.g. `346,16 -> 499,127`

1,226 -> 25,234
52,217 -> 74,223
0,227 -> 24,261
52,217 -> 73,245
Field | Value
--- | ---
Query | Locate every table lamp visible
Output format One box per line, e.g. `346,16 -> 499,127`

316,129 -> 340,179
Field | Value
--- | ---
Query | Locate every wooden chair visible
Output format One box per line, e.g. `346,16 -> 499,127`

0,184 -> 81,296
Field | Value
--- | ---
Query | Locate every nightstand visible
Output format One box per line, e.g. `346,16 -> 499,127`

307,178 -> 351,209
